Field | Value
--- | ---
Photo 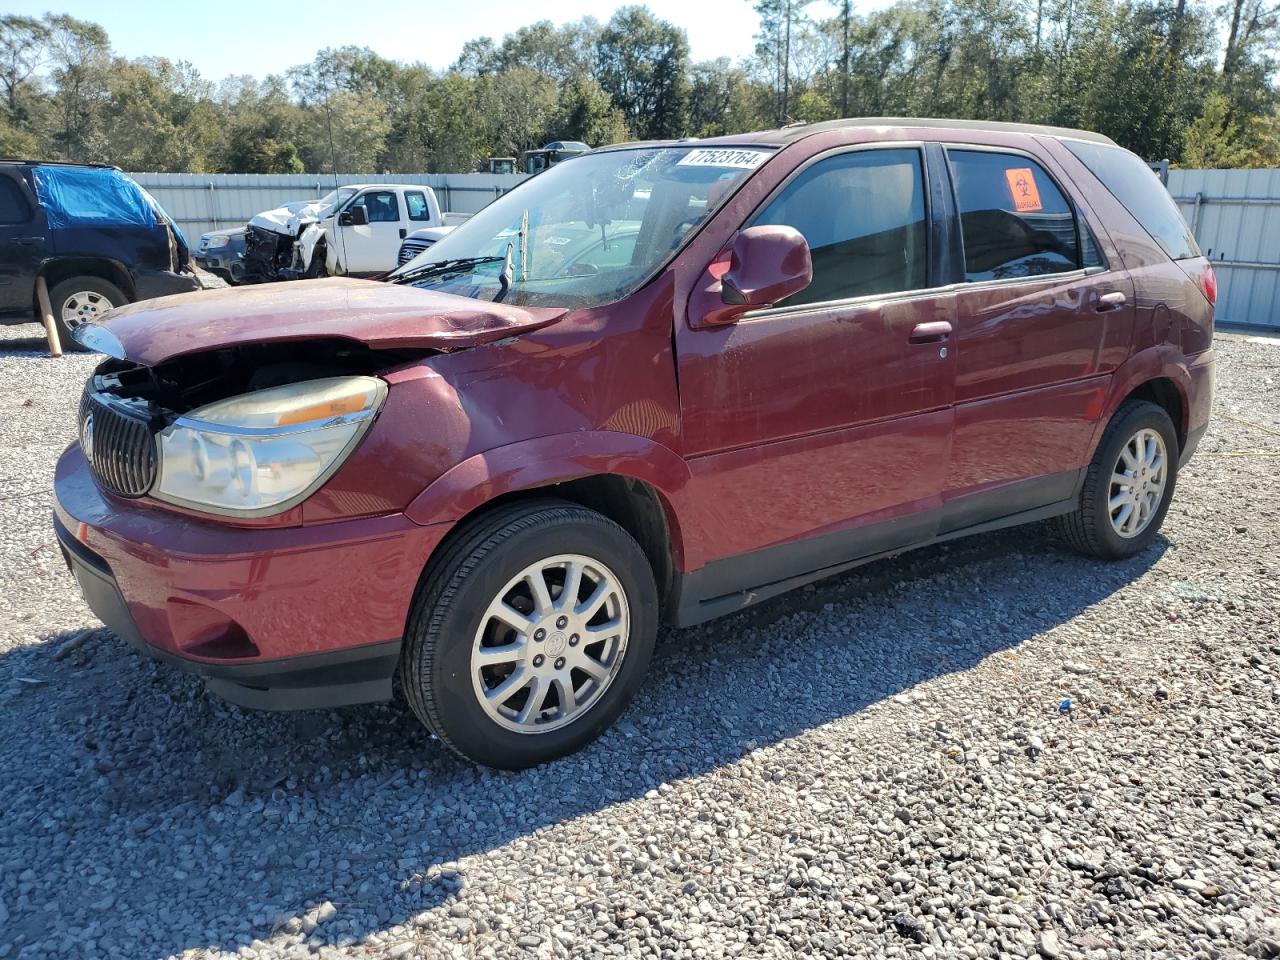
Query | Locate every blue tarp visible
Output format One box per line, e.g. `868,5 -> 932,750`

32,165 -> 186,246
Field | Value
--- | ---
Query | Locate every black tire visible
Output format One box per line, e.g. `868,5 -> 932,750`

1057,400 -> 1179,559
400,500 -> 658,769
47,276 -> 128,351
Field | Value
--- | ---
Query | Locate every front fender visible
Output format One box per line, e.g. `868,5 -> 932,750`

405,431 -> 699,570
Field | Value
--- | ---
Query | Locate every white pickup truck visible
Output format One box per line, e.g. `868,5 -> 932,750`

243,184 -> 462,281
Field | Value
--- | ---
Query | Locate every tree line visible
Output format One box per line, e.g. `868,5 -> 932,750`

0,2 -> 1276,175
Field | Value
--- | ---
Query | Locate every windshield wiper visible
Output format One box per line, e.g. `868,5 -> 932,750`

495,242 -> 514,303
389,255 -> 505,286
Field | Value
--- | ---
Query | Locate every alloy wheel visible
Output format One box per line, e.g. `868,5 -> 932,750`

470,553 -> 630,734
1109,427 -> 1168,538
60,291 -> 112,325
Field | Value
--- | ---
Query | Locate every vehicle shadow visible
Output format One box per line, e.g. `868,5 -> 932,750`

0,524 -> 1166,957
0,331 -> 63,354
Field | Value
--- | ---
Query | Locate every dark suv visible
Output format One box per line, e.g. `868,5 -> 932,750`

0,160 -> 199,344
54,119 -> 1214,769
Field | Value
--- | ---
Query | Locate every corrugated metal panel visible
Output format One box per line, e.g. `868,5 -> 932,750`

1167,168 -> 1280,330
126,172 -> 528,240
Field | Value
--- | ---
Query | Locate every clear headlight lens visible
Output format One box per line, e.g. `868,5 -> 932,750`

154,377 -> 386,516
204,234 -> 231,249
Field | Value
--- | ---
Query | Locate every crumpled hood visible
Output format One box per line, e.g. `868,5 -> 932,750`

94,277 -> 567,366
249,199 -> 325,236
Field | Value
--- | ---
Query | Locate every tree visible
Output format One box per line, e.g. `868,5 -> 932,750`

551,75 -> 629,145
0,15 -> 49,115
597,6 -> 691,139
101,58 -> 219,171
476,67 -> 559,158
44,14 -> 111,161
300,90 -> 391,173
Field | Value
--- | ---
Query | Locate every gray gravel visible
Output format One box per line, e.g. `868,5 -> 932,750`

1,320 -> 1278,960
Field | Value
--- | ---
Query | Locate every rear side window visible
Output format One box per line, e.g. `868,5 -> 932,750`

1063,140 -> 1199,261
948,150 -> 1080,282
753,148 -> 928,306
405,191 -> 431,221
0,176 -> 31,224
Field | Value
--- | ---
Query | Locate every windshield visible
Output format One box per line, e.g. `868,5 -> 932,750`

390,146 -> 775,308
315,187 -> 357,218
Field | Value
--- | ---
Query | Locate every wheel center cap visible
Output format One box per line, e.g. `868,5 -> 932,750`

545,631 -> 568,657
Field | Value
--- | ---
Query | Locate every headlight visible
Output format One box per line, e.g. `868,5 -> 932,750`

204,235 -> 230,249
154,377 -> 386,516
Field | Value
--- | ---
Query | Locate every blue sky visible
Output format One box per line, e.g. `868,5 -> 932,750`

3,0 -> 843,83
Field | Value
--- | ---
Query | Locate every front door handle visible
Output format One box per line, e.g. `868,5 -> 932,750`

1096,291 -> 1127,312
13,236 -> 44,245
909,320 -> 952,344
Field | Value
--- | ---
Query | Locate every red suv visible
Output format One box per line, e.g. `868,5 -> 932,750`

55,119 -> 1214,768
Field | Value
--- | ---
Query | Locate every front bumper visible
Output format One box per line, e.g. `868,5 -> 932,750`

53,443 -> 450,710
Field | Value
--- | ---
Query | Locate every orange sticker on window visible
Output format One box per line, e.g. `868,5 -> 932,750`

1005,167 -> 1043,212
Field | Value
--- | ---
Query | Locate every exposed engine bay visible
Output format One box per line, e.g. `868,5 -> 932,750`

85,339 -> 427,420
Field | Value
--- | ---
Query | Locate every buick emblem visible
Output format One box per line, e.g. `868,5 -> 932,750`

81,412 -> 94,462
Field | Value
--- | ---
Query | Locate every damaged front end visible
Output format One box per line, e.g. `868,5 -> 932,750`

77,339 -> 426,515
242,222 -> 329,283
69,279 -> 567,515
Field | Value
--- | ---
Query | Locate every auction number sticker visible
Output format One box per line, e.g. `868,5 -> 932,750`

676,148 -> 771,170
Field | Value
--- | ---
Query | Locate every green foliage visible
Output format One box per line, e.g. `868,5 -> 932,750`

596,6 -> 691,139
0,4 -> 1274,172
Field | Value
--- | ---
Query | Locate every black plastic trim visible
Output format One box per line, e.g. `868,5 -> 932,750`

667,471 -> 1084,628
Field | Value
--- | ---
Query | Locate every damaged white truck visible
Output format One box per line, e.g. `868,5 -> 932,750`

242,184 -> 459,282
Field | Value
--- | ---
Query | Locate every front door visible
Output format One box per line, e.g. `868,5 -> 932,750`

340,189 -> 405,274
939,145 -> 1135,531
0,170 -> 43,317
676,145 -> 956,598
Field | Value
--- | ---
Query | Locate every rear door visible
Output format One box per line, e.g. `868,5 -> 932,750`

341,189 -> 405,274
939,143 -> 1134,531
676,144 -> 956,594
0,168 -> 43,317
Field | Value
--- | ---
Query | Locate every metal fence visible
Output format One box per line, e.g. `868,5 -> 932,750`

1167,168 -> 1280,330
127,166 -> 1277,329
126,172 -> 529,241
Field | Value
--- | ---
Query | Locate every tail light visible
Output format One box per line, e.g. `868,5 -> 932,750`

1199,264 -> 1217,305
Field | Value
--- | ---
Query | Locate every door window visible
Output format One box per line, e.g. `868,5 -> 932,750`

752,148 -> 928,307
351,191 -> 399,223
0,177 -> 30,224
948,150 -> 1080,281
405,191 -> 431,221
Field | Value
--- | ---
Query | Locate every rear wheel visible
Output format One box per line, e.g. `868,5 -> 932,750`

1057,400 -> 1179,558
400,501 -> 658,769
47,276 -> 128,351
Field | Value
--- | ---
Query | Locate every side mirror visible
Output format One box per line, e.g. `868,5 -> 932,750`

340,205 -> 369,227
717,225 -> 812,314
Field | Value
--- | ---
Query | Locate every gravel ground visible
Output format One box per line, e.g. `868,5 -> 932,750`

1,319 -> 1278,960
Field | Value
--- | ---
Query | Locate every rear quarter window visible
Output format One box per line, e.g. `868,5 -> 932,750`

1063,140 -> 1199,261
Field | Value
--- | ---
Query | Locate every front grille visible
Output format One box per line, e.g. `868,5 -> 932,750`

79,390 -> 158,498
397,238 -> 433,266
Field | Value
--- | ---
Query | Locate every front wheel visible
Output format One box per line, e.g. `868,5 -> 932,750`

1057,400 -> 1179,558
400,501 -> 658,769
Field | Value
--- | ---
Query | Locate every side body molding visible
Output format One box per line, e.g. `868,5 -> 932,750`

405,431 -> 700,571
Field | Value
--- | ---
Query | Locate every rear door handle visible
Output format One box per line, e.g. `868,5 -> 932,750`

1096,291 -> 1127,312
398,228 -> 407,239
13,236 -> 44,246
909,320 -> 952,344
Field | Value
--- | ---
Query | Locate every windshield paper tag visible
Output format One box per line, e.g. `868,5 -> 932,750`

676,148 -> 770,170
